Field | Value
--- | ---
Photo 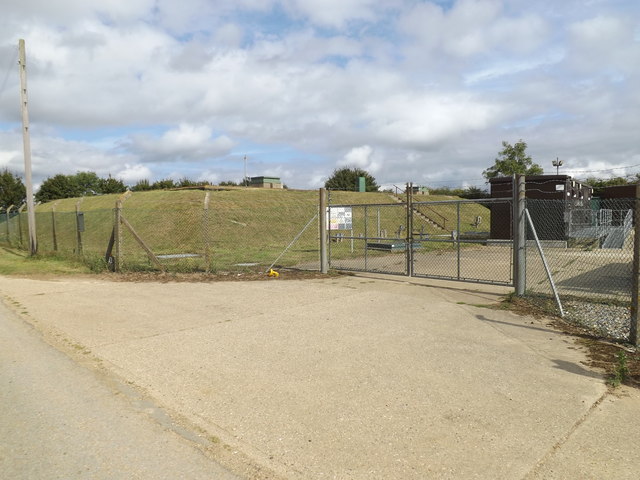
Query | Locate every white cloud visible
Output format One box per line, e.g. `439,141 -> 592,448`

339,145 -> 379,173
281,0 -> 382,28
116,163 -> 152,183
125,124 -> 234,163
0,0 -> 638,191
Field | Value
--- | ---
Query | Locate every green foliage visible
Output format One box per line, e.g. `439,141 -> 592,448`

176,178 -> 211,188
0,169 -> 26,209
74,171 -> 101,195
151,179 -> 176,190
483,140 -> 543,180
325,167 -> 379,192
132,179 -> 152,191
36,174 -> 79,202
427,186 -> 489,199
219,180 -> 238,186
36,171 -> 128,202
608,350 -> 629,388
98,175 -> 127,194
584,176 -> 629,196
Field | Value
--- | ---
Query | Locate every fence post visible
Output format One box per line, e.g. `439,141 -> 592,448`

203,191 -> 211,273
75,199 -> 84,255
319,188 -> 328,274
18,204 -> 26,248
406,182 -> 413,277
514,174 -> 526,296
5,205 -> 12,244
631,184 -> 640,346
51,202 -> 58,251
114,199 -> 122,272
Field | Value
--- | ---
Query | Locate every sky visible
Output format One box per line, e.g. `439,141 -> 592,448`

0,0 -> 639,191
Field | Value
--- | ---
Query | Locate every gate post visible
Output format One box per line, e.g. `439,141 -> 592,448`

319,188 -> 328,274
630,184 -> 640,346
406,182 -> 413,276
513,174 -> 526,295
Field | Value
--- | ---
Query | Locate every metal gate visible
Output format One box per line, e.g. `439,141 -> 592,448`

327,196 -> 514,286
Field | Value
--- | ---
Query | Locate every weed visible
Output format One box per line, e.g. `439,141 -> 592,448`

608,350 -> 630,388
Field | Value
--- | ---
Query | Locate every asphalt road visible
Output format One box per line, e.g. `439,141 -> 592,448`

0,302 -> 240,480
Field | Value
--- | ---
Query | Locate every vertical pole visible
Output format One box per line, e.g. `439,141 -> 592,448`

406,182 -> 413,276
51,203 -> 58,251
18,205 -> 25,248
456,201 -> 461,280
5,205 -> 13,243
630,184 -> 640,346
364,205 -> 368,270
319,188 -> 328,273
514,174 -> 526,295
18,39 -> 37,255
203,191 -> 211,273
377,208 -> 381,237
75,200 -> 83,255
114,200 -> 122,272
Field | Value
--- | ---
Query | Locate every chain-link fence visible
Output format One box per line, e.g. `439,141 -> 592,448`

1,189 -> 321,273
1,186 -> 638,343
327,194 -> 513,285
524,198 -> 634,342
327,202 -> 409,275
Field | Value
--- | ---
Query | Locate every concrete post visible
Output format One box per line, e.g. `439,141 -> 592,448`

406,182 -> 413,277
319,188 -> 328,274
630,184 -> 640,346
514,174 -> 526,296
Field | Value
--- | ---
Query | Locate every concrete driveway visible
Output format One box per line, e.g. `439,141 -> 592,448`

0,273 -> 638,479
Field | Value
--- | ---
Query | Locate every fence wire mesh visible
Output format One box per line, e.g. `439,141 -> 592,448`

524,198 -> 633,341
412,199 -> 513,285
327,203 -> 408,275
1,190 -> 321,274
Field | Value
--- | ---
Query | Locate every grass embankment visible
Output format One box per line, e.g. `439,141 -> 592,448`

3,188 -> 491,273
0,246 -> 90,276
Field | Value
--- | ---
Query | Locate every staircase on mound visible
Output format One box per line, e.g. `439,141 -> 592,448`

387,193 -> 449,234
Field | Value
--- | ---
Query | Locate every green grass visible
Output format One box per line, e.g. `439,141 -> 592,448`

0,246 -> 91,276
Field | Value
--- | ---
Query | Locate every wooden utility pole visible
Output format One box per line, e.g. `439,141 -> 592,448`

18,39 -> 37,255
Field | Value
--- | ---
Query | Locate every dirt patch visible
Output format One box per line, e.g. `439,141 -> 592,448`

499,296 -> 640,388
102,269 -> 347,283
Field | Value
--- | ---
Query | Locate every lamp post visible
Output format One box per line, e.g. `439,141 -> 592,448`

552,157 -> 563,175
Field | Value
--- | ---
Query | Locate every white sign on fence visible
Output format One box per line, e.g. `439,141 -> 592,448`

327,207 -> 352,230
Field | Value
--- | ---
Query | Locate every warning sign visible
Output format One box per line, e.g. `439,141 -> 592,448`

327,207 -> 352,230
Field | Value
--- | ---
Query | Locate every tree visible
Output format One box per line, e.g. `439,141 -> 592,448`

483,140 -> 543,180
132,179 -> 152,191
35,174 -> 79,203
459,186 -> 490,199
73,171 -> 101,195
151,179 -> 176,190
0,169 -> 26,209
584,176 -> 629,196
324,167 -> 379,192
98,175 -> 127,194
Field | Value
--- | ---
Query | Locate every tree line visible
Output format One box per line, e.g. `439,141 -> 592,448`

0,171 -> 255,208
1,140 -> 638,208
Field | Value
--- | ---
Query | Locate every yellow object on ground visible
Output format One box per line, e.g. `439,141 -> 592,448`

267,269 -> 279,278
